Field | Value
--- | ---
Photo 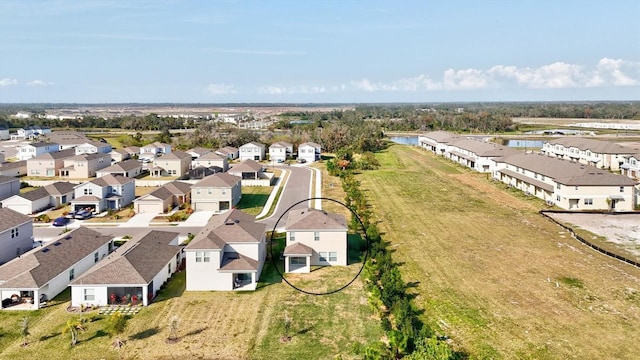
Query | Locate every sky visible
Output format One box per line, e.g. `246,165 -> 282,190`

0,0 -> 639,103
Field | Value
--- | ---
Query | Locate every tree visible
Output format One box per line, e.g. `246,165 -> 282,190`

280,311 -> 292,342
404,337 -> 453,360
63,318 -> 87,346
167,315 -> 179,341
20,317 -> 29,347
105,311 -> 128,349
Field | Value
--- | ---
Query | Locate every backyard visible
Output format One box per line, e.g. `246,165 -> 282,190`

357,144 -> 640,359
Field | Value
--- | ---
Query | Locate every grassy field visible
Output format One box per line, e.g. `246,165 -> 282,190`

237,186 -> 273,215
357,144 -> 640,359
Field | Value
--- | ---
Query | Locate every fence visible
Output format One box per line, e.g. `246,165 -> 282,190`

539,210 -> 640,269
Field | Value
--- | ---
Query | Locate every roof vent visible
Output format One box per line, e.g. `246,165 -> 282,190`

42,248 -> 50,253
225,220 -> 235,225
53,241 -> 62,246
64,235 -> 72,240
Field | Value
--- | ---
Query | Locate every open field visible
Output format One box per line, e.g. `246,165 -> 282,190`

358,144 -> 640,359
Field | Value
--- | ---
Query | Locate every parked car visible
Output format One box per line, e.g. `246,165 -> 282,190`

74,209 -> 93,220
52,217 -> 70,227
296,158 -> 307,163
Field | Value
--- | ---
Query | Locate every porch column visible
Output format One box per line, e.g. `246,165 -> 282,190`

33,290 -> 40,310
285,256 -> 290,273
142,287 -> 148,306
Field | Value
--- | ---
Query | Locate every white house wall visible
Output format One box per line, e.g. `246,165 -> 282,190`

287,230 -> 347,266
0,222 -> 33,264
185,250 -> 226,291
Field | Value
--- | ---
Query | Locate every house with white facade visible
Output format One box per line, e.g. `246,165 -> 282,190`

42,131 -> 90,150
16,126 -> 51,140
0,175 -> 20,203
141,142 -> 172,158
0,227 -> 113,310
27,149 -> 75,177
150,151 -> 191,178
70,230 -> 181,307
283,209 -> 348,273
190,173 -> 241,212
0,127 -> 10,140
445,138 -> 519,173
493,153 -> 638,211
297,142 -> 322,163
74,141 -> 112,155
215,146 -> 239,160
0,208 -> 33,265
239,142 -> 265,161
60,153 -> 111,179
191,152 -> 229,172
17,142 -> 59,161
1,182 -> 75,215
419,131 -> 459,156
186,147 -> 212,159
227,159 -> 272,186
540,137 -> 636,171
70,175 -> 135,213
269,141 -> 293,162
185,209 -> 266,291
0,161 -> 26,178
621,152 -> 640,181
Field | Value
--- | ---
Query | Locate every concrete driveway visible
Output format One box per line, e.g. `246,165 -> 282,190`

119,213 -> 157,227
178,210 -> 215,227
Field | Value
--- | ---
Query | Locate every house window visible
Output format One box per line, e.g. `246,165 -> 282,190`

290,257 -> 306,265
222,189 -> 227,195
69,268 -> 75,281
11,228 -> 18,238
208,188 -> 212,195
195,251 -> 210,262
94,252 -> 99,263
290,232 -> 295,241
575,186 -> 578,190
319,252 -> 327,261
620,186 -> 624,193
314,232 -> 320,241
329,252 -> 338,262
556,195 -> 560,201
84,188 -> 93,195
556,183 -> 561,190
584,198 -> 593,205
168,263 -> 172,275
196,188 -> 200,195
83,288 -> 95,301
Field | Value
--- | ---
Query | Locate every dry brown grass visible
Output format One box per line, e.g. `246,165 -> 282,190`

358,145 -> 640,359
135,186 -> 159,197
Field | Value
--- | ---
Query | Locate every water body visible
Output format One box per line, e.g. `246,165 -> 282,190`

389,136 -> 419,145
505,139 -> 545,148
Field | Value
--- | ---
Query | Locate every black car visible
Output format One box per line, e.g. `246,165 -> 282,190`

52,217 -> 70,227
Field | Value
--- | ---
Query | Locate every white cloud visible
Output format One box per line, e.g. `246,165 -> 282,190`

258,84 -> 338,95
27,80 -> 53,86
0,78 -> 18,87
203,83 -> 237,95
443,68 -> 489,90
351,75 -> 442,92
594,58 -> 639,86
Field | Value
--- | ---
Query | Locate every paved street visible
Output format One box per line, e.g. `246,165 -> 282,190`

33,164 -> 316,240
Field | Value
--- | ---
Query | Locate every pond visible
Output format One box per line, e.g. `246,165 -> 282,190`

388,136 -> 419,145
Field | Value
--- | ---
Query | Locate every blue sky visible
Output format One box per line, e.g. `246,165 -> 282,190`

1,0 -> 639,103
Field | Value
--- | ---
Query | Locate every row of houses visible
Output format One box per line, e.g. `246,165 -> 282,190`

240,141 -> 322,163
418,131 -> 639,211
0,207 -> 349,309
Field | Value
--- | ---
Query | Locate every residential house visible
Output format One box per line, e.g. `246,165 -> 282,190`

70,175 -> 135,213
0,175 -> 20,202
186,147 -> 212,159
27,149 -> 75,177
622,152 -> 640,180
42,131 -> 90,150
16,126 -> 51,140
1,182 -> 75,215
0,161 -> 26,177
493,153 -> 638,211
297,142 -> 322,163
70,230 -> 181,307
0,127 -> 9,140
109,149 -> 131,163
540,137 -> 636,171
418,131 -> 458,155
74,141 -> 112,155
122,146 -> 140,158
227,159 -> 272,186
0,208 -> 33,265
150,150 -> 191,178
134,181 -> 191,214
191,173 -> 241,212
0,227 -> 113,310
269,141 -> 293,162
185,209 -> 266,291
60,153 -> 111,179
0,160 -> 27,177
96,159 -> 144,178
17,142 -> 59,161
191,152 -> 229,172
239,142 -> 265,161
283,209 -> 347,273
215,146 -> 239,160
140,142 -> 172,158
445,137 -> 519,173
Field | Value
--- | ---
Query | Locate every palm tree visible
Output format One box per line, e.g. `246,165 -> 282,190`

20,317 -> 30,347
62,318 -> 87,346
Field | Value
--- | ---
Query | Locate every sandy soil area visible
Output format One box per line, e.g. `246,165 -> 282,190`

547,213 -> 640,255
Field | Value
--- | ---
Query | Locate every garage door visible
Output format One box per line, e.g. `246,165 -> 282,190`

135,202 -> 164,214
194,202 -> 217,211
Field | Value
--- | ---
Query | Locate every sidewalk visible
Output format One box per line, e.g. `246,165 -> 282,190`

256,168 -> 289,219
177,210 -> 215,227
119,213 -> 157,227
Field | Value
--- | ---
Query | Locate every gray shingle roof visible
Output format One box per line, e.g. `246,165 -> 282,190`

450,138 -> 520,158
283,242 -> 313,256
0,227 -> 113,289
160,150 -> 191,161
19,187 -> 50,201
197,152 -> 226,161
97,159 -> 141,173
0,207 -> 32,232
240,142 -> 265,149
192,173 -> 241,188
219,252 -> 258,272
89,174 -> 135,187
71,230 -> 180,285
285,208 -> 347,231
31,148 -> 75,160
216,146 -> 238,155
228,159 -> 263,174
545,137 -> 636,154
419,131 -> 458,143
299,142 -> 322,149
163,181 -> 191,195
186,209 -> 266,250
0,175 -> 19,185
43,181 -> 76,196
0,161 -> 26,171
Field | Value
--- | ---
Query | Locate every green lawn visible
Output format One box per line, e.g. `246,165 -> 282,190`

237,186 -> 273,215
